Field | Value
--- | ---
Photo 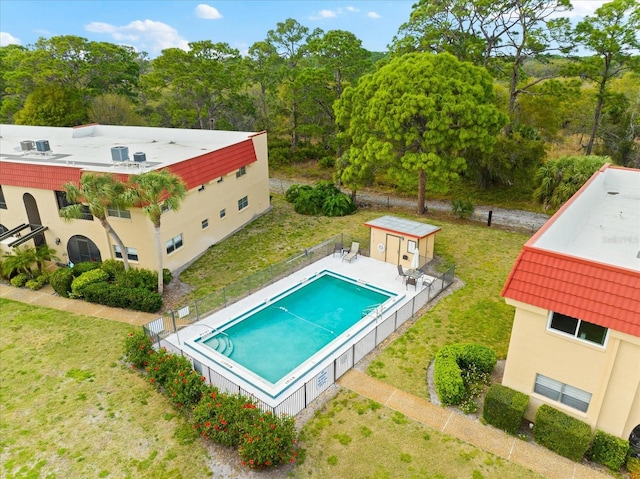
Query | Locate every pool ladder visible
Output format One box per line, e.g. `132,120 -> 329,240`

208,335 -> 234,357
361,303 -> 383,319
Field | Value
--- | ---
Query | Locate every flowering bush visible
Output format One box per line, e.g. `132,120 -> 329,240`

167,367 -> 207,409
238,411 -> 297,468
193,391 -> 260,447
123,330 -> 154,369
145,347 -> 192,390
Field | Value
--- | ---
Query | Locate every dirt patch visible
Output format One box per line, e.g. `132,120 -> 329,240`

161,275 -> 193,312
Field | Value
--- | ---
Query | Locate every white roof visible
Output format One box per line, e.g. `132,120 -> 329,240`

0,124 -> 257,173
532,166 -> 640,271
366,215 -> 440,238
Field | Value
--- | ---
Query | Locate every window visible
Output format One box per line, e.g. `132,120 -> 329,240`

238,196 -> 248,211
0,185 -> 6,209
201,219 -> 209,229
534,374 -> 592,412
55,191 -> 93,220
548,312 -> 608,346
113,245 -> 139,261
217,177 -> 224,184
165,234 -> 183,254
219,209 -> 226,219
236,166 -> 246,178
161,202 -> 172,214
107,206 -> 131,219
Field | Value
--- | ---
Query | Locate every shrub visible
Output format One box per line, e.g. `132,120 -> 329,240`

116,267 -> 157,292
238,411 -> 298,468
193,391 -> 259,448
71,261 -> 101,277
533,404 -> 591,461
588,430 -> 629,471
146,347 -> 191,390
451,199 -> 475,220
82,283 -> 163,312
294,188 -> 324,215
71,268 -> 109,297
49,267 -> 74,297
318,156 -> 335,169
483,384 -> 530,434
10,273 -> 29,287
434,343 -> 496,405
123,329 -> 154,368
284,184 -> 312,203
163,268 -> 173,285
25,272 -> 49,290
167,367 -> 208,409
100,259 -> 125,281
628,456 -> 640,479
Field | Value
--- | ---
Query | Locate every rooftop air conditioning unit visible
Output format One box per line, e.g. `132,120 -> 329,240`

20,140 -> 35,152
35,139 -> 50,152
111,146 -> 129,162
133,152 -> 146,163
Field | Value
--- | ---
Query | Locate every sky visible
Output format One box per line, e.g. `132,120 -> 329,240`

0,0 -> 609,57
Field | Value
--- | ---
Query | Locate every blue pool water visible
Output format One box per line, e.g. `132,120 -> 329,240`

199,273 -> 391,383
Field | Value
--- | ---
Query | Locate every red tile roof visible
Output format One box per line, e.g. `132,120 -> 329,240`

501,247 -> 640,336
0,162 -> 82,190
0,137 -> 258,192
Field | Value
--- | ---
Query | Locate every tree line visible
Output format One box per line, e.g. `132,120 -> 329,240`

1,0 -> 638,210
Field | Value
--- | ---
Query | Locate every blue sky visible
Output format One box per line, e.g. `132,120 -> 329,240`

0,1 -> 608,57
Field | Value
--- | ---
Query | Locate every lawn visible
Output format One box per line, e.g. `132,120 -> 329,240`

1,194 -> 536,479
0,300 -> 211,479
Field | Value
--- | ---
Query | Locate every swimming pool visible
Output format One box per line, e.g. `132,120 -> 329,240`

184,269 -> 402,403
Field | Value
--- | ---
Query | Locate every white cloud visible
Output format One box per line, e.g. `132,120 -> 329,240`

318,9 -> 338,19
346,6 -> 359,13
195,4 -> 222,20
0,32 -> 21,46
309,6 -> 360,20
85,19 -> 189,54
367,11 -> 381,19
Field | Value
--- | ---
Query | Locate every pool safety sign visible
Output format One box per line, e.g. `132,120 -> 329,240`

317,370 -> 328,389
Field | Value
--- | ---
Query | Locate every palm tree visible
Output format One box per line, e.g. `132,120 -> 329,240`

34,245 -> 59,273
127,170 -> 187,294
2,245 -> 37,278
60,173 -> 133,270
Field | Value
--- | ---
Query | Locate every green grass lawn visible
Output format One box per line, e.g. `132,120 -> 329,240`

0,300 -> 211,479
1,194 -> 536,479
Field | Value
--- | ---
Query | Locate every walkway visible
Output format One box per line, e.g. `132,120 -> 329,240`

338,370 -> 610,479
0,283 -> 157,326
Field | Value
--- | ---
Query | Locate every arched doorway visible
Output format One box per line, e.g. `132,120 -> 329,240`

67,235 -> 102,264
22,193 -> 45,246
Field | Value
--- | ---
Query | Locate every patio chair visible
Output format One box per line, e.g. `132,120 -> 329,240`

405,276 -> 417,290
342,242 -> 360,263
397,264 -> 407,281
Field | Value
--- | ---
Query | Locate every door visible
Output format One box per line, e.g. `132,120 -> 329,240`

385,234 -> 402,265
22,193 -> 45,246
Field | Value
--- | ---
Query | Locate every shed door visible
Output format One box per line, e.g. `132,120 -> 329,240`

385,234 -> 402,265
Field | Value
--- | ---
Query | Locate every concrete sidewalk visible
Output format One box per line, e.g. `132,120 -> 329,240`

0,283 -> 158,326
338,370 -> 610,479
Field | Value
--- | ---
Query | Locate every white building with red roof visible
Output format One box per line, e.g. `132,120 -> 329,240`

0,124 -> 270,273
501,164 -> 640,440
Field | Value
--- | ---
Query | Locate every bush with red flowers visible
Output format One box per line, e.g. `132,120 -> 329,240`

238,410 -> 297,468
123,329 -> 154,369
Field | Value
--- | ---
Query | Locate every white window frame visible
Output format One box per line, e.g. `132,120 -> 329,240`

236,166 -> 246,178
238,196 -> 248,211
165,234 -> 183,254
107,206 -> 131,219
219,208 -> 226,219
547,311 -> 608,347
201,218 -> 209,229
113,245 -> 139,261
533,374 -> 592,413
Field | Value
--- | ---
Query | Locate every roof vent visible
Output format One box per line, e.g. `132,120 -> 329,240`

111,146 -> 129,162
35,139 -> 50,152
133,152 -> 146,163
20,140 -> 35,152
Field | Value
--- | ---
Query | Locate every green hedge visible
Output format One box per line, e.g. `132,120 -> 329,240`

533,404 -> 591,461
588,430 -> 629,471
434,343 -> 497,405
71,268 -> 110,297
71,261 -> 101,276
50,267 -> 74,297
82,282 -> 163,312
482,384 -> 529,434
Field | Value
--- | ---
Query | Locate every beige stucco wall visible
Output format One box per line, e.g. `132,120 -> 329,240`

368,228 -> 435,268
502,298 -> 640,438
1,133 -> 271,273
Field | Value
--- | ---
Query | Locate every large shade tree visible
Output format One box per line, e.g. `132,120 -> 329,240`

59,173 -> 133,270
127,170 -> 187,294
334,53 -> 507,214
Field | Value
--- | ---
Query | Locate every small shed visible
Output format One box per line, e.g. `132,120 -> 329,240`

365,215 -> 441,268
